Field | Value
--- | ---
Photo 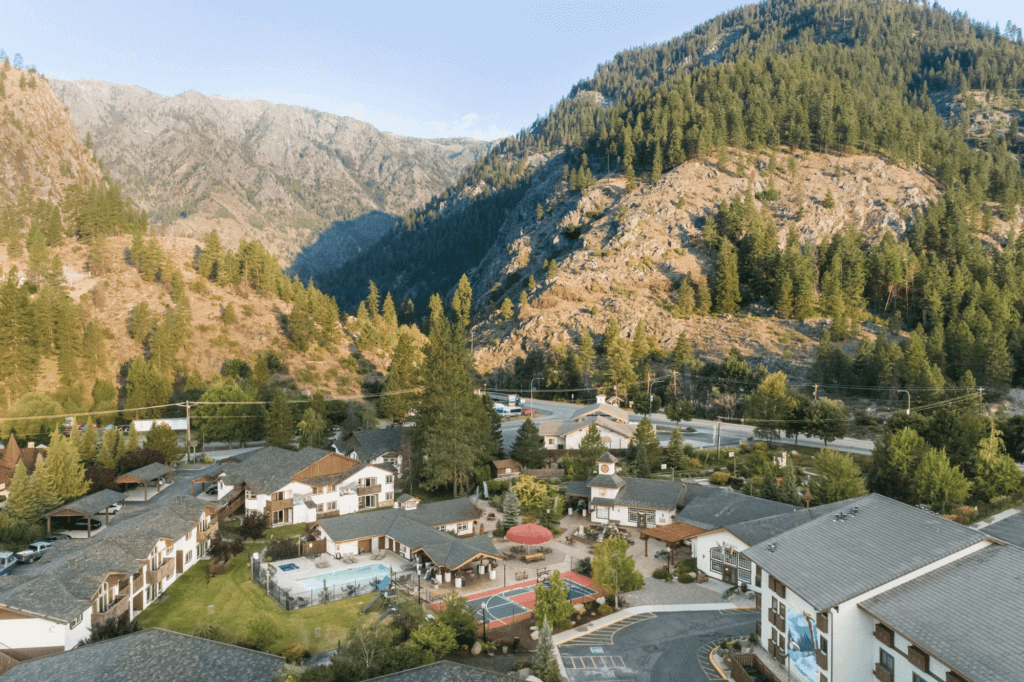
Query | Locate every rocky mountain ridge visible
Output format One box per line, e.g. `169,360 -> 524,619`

50,79 -> 490,262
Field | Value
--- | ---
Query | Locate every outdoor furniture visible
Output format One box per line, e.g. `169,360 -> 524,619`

343,557 -> 357,564
515,571 -> 529,581
523,553 -> 544,563
315,555 -> 330,569
695,570 -> 708,583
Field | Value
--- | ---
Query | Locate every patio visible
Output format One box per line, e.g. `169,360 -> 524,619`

266,550 -> 416,604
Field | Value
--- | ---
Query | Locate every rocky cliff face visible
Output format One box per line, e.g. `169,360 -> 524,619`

0,67 -> 104,205
50,79 -> 490,262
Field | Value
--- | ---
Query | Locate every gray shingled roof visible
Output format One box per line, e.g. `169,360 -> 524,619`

984,512 -> 1024,548
345,428 -> 409,461
570,402 -> 629,423
219,446 -> 332,494
724,499 -> 858,546
368,660 -> 514,681
674,487 -> 799,531
0,496 -> 215,621
46,489 -> 127,518
743,494 -> 986,611
117,462 -> 173,482
587,474 -> 625,489
860,544 -> 1024,682
0,628 -> 282,682
596,453 -> 619,464
317,499 -> 496,570
564,481 -> 589,497
612,478 -> 685,511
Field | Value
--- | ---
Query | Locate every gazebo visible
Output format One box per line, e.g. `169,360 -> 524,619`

638,522 -> 707,567
46,489 -> 128,539
115,462 -> 174,501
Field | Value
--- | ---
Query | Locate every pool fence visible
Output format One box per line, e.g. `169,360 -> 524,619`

251,555 -> 420,611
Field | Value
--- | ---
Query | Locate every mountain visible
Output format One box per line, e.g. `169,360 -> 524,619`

49,79 -> 490,263
0,67 -> 103,205
327,0 -> 1024,394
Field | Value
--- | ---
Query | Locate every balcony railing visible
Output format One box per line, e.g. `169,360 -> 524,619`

874,664 -> 894,682
197,524 -> 218,544
92,594 -> 130,627
266,497 -> 292,513
816,650 -> 828,671
357,484 -> 381,496
147,558 -> 174,585
874,624 -> 894,647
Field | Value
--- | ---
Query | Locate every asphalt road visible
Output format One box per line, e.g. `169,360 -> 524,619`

558,610 -> 758,682
510,398 -> 874,456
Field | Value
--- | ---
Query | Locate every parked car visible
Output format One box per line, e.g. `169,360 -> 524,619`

74,519 -> 102,530
43,534 -> 71,542
206,485 -> 218,496
16,541 -> 52,563
106,502 -> 124,514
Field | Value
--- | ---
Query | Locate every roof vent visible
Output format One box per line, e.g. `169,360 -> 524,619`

766,543 -> 777,553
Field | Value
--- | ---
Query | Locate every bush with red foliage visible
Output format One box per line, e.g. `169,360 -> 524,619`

86,467 -> 118,493
117,448 -> 166,475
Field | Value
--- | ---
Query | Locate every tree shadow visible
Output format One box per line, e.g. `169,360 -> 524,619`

290,211 -> 399,283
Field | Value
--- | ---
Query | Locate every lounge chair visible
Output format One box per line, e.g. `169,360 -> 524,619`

315,554 -> 331,569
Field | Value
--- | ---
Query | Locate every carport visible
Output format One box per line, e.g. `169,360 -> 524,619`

45,489 -> 128,539
189,466 -> 223,495
639,522 -> 707,567
116,462 -> 174,501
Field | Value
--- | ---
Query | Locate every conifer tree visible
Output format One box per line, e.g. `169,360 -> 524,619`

578,331 -> 595,385
42,433 -> 89,503
79,422 -> 99,463
500,297 -> 514,320
125,422 -> 139,452
666,427 -> 688,469
500,486 -> 521,532
536,203 -> 544,221
631,319 -> 650,364
533,619 -> 562,682
29,457 -> 61,519
451,274 -> 472,328
509,418 -> 546,469
629,416 -> 659,478
3,461 -> 35,521
380,332 -> 420,421
565,423 -> 605,481
713,240 -> 741,314
267,392 -> 294,449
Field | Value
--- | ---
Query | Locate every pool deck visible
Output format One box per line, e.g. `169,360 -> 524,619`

268,552 -> 415,597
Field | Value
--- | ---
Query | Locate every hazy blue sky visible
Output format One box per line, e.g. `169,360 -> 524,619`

3,1 -> 1023,140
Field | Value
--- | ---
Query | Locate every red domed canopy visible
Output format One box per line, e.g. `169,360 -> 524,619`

505,523 -> 554,546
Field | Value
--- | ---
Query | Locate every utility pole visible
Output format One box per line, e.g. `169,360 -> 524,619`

813,384 -> 819,401
672,370 -> 677,398
184,401 -> 192,461
716,419 -> 722,462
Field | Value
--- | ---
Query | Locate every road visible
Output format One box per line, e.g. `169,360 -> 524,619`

507,398 -> 874,456
558,610 -> 758,682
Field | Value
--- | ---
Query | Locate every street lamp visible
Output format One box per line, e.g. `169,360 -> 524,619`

531,376 -> 543,410
897,389 -> 910,415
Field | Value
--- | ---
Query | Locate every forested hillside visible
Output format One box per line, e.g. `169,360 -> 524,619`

322,0 -> 1024,404
0,60 -> 381,447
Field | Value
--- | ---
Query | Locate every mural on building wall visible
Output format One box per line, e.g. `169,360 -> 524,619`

786,610 -> 818,682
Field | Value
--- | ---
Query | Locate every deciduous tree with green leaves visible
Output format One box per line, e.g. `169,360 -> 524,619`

533,570 -> 574,629
809,448 -> 865,504
592,536 -> 643,608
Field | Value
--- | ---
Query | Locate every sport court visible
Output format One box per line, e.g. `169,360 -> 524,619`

463,571 -> 598,627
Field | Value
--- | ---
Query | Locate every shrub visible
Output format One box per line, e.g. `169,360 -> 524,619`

677,572 -> 695,584
652,567 -> 672,582
709,471 -> 731,486
514,658 -> 532,671
573,558 -> 592,577
83,618 -> 140,644
282,643 -> 309,663
193,622 -> 231,643
732,641 -> 742,651
245,614 -> 284,652
678,558 -> 698,573
265,538 -> 300,562
598,603 -> 613,616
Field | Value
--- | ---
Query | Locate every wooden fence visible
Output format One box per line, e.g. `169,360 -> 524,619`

731,653 -> 782,682
524,468 -> 565,479
300,539 -> 327,557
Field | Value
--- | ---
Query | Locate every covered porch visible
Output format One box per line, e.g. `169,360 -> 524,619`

639,522 -> 706,567
116,463 -> 174,501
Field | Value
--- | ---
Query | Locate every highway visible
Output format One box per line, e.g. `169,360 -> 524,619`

502,397 -> 875,456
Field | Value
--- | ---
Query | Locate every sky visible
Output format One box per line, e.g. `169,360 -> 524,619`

3,0 -> 1023,141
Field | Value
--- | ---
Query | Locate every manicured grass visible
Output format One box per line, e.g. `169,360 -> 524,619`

136,526 -> 374,654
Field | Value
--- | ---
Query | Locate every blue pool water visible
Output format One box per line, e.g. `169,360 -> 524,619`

279,563 -> 300,572
301,563 -> 390,591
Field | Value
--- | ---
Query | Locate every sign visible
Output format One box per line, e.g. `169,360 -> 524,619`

661,463 -> 667,470
728,452 -> 734,458
590,647 -> 604,654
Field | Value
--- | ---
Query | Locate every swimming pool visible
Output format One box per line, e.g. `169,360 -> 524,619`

300,563 -> 390,591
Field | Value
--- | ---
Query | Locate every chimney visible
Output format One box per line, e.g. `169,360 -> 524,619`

27,442 -> 35,450
596,395 -> 606,404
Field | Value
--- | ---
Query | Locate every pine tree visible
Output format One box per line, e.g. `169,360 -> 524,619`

500,297 -> 514,320
650,141 -> 662,183
501,487 -> 521,532
666,427 -> 688,469
578,331 -> 595,384
536,203 -> 544,221
631,319 -> 650,364
3,460 -> 35,521
29,457 -> 61,519
125,423 -> 139,452
629,416 -> 659,478
79,422 -> 99,463
223,302 -> 237,326
533,619 -> 562,682
197,230 -> 222,279
41,433 -> 89,503
451,274 -> 473,328
776,463 -> 802,505
380,332 -> 420,421
713,240 -> 741,314
510,418 -> 546,469
267,392 -> 294,449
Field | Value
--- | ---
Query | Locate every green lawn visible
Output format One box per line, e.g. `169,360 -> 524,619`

137,525 -> 375,654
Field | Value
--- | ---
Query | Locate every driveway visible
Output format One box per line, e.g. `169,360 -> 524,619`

558,610 -> 758,682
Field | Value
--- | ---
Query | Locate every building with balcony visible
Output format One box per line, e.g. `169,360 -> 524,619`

741,494 -> 1001,682
0,496 -> 218,661
205,446 -> 396,526
340,427 -> 411,478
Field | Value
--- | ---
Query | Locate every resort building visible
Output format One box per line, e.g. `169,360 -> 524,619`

741,494 -> 1000,682
565,453 -> 684,528
0,496 -> 218,660
340,427 -> 411,478
204,446 -> 396,526
538,399 -> 636,451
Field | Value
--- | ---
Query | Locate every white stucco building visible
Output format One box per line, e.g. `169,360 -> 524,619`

565,453 -> 684,528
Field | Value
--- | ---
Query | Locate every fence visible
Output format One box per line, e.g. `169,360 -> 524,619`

731,653 -> 783,682
524,468 -> 565,479
251,557 -> 419,611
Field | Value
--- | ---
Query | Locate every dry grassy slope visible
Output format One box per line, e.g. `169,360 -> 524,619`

468,148 -> 1022,379
0,234 -> 363,398
0,67 -> 104,205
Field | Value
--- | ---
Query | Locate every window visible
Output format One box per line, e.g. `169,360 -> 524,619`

779,603 -> 786,620
384,492 -> 393,501
245,490 -> 257,500
69,614 -> 82,629
317,503 -> 324,513
913,675 -> 927,682
819,636 -> 827,655
185,551 -> 192,564
186,530 -> 192,540
878,650 -> 894,673
596,507 -> 608,519
198,541 -> 207,558
97,582 -> 112,613
710,546 -> 723,573
326,501 -> 337,511
457,522 -> 469,532
386,476 -> 393,484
